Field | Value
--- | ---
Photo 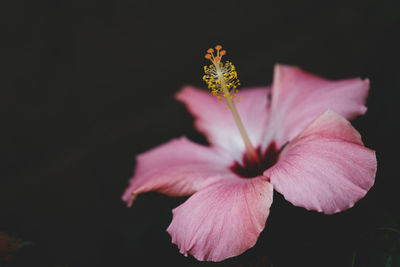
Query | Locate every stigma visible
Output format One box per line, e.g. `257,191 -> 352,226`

203,45 -> 241,103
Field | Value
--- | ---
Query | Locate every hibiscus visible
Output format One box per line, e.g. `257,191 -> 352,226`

122,46 -> 377,262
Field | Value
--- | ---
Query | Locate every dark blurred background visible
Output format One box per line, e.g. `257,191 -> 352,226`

1,0 -> 399,266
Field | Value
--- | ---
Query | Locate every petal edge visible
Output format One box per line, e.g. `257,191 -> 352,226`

167,177 -> 273,261
122,137 -> 233,205
264,111 -> 376,214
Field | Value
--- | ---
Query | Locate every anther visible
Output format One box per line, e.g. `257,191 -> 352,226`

215,45 -> 222,50
205,54 -> 212,59
207,48 -> 214,54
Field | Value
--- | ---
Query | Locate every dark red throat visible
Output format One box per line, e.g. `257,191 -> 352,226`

230,142 -> 279,178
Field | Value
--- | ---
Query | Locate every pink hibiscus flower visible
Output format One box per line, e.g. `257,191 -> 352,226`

122,46 -> 377,261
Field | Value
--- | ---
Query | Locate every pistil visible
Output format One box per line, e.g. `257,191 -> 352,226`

203,45 -> 259,162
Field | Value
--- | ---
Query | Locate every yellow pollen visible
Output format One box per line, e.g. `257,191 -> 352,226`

202,45 -> 258,162
203,45 -> 241,101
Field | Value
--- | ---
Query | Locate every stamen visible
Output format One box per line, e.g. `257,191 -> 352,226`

202,45 -> 258,162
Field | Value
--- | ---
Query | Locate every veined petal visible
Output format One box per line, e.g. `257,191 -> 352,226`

264,110 -> 377,214
122,137 -> 233,207
167,176 -> 273,261
263,64 -> 369,149
176,86 -> 270,162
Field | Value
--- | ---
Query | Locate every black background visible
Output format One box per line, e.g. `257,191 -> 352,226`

1,0 -> 399,266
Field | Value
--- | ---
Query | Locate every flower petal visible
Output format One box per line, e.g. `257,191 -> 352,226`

263,64 -> 369,148
167,176 -> 273,261
122,137 -> 233,206
264,110 -> 376,214
176,86 -> 270,161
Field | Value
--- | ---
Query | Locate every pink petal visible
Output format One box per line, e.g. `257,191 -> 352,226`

264,110 -> 376,214
263,64 -> 369,148
167,176 -> 273,261
122,137 -> 233,206
176,86 -> 270,161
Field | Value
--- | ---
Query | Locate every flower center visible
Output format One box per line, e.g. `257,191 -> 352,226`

230,143 -> 279,178
203,45 -> 259,162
